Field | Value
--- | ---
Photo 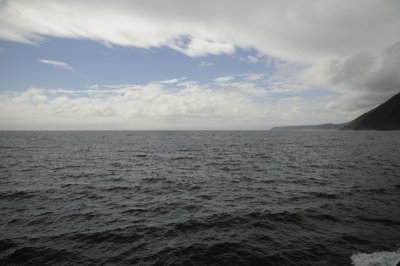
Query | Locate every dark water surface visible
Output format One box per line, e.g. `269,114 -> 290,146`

0,131 -> 399,265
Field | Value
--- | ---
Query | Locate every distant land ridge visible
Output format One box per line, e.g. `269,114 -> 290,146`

270,92 -> 400,131
270,123 -> 345,131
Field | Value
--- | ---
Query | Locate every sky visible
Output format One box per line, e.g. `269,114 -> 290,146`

0,0 -> 399,130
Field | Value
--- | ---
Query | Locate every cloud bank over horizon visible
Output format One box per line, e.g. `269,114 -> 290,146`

0,77 -> 344,130
0,0 -> 399,129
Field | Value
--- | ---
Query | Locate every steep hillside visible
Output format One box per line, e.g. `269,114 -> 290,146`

341,93 -> 400,130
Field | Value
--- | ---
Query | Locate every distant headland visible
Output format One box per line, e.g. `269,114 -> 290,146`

270,92 -> 400,131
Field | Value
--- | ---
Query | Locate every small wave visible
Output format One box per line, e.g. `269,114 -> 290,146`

163,211 -> 305,235
0,191 -> 34,200
309,192 -> 338,199
358,216 -> 400,227
171,156 -> 195,160
364,188 -> 386,194
197,194 -> 213,200
146,242 -> 276,265
8,218 -> 20,224
342,235 -> 372,245
0,239 -> 16,252
69,230 -> 144,245
141,177 -> 166,183
121,208 -> 147,214
61,212 -> 101,221
311,213 -> 341,223
246,211 -> 305,225
100,186 -> 131,192
26,217 -> 51,226
51,165 -> 81,171
0,246 -> 92,265
351,249 -> 400,266
61,183 -> 96,192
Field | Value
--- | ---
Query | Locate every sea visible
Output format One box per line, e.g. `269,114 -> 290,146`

0,131 -> 399,265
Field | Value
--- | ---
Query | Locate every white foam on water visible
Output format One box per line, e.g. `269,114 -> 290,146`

351,249 -> 400,266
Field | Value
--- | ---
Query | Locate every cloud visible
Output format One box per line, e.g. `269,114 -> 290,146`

214,76 -> 234,83
170,37 -> 235,57
38,59 -> 73,70
1,1 -> 399,60
218,82 -> 268,97
313,41 -> 400,113
1,0 -> 399,116
0,78 -> 345,130
243,74 -> 264,81
160,77 -> 186,84
328,42 -> 400,94
240,55 -> 263,64
199,61 -> 213,67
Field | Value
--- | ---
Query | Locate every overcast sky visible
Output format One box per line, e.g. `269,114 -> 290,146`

0,0 -> 399,129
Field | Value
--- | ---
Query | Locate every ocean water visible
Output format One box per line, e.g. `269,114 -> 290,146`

0,131 -> 399,265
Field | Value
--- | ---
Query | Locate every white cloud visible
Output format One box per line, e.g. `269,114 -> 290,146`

160,77 -> 186,84
38,59 -> 73,70
170,38 -> 235,57
247,56 -> 259,63
1,0 -> 400,117
243,74 -> 264,81
0,79 -> 344,130
1,1 -> 398,60
219,82 -> 268,97
214,76 -> 234,83
199,61 -> 213,67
